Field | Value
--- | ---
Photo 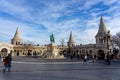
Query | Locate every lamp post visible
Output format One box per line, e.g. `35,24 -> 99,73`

60,39 -> 65,55
106,30 -> 111,65
107,30 -> 110,53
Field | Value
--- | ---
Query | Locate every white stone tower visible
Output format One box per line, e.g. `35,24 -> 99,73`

67,31 -> 76,47
11,27 -> 22,45
95,17 -> 113,59
95,16 -> 108,46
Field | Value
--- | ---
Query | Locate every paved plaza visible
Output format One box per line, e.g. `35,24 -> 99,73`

0,57 -> 120,80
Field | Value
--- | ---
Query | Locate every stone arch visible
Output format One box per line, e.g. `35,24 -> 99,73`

27,50 -> 32,56
59,50 -> 63,55
89,50 -> 93,54
98,50 -> 105,59
63,50 -> 67,55
0,43 -> 14,56
88,50 -> 93,58
1,48 -> 8,57
37,49 -> 43,56
17,50 -> 19,56
34,49 -> 43,56
82,49 -> 85,54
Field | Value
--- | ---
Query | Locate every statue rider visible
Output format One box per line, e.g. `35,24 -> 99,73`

50,34 -> 55,43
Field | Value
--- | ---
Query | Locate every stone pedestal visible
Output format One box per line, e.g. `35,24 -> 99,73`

45,43 -> 64,59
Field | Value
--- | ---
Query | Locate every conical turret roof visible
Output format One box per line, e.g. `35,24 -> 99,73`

13,27 -> 22,39
96,16 -> 107,37
68,31 -> 75,43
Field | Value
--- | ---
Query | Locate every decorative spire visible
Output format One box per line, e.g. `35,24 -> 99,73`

67,31 -> 75,47
96,16 -> 107,36
11,26 -> 22,45
13,27 -> 21,39
68,31 -> 75,43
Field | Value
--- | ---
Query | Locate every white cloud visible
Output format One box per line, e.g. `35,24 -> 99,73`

0,0 -> 30,19
103,0 -> 118,5
106,17 -> 120,35
78,0 -> 102,11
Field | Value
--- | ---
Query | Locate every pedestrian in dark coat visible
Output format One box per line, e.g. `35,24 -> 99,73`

5,53 -> 12,72
106,53 -> 111,65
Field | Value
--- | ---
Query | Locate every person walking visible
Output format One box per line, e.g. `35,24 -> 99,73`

92,54 -> 96,63
0,54 -> 1,60
106,53 -> 111,65
3,53 -> 12,72
84,54 -> 87,62
3,57 -> 7,72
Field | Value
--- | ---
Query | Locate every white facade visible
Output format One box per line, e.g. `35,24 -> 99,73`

0,17 -> 113,59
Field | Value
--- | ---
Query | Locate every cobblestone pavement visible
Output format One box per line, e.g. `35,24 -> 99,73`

0,57 -> 120,80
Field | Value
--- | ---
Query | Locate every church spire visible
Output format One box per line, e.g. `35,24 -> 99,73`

13,27 -> 21,39
95,16 -> 109,44
98,16 -> 107,34
11,26 -> 22,45
69,31 -> 75,43
96,16 -> 107,37
67,31 -> 75,47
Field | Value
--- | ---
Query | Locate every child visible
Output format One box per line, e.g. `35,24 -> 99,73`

3,57 -> 7,72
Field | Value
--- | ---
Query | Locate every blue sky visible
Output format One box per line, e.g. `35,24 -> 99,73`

0,0 -> 120,45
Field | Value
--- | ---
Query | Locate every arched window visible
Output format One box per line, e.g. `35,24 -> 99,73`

89,50 -> 92,54
18,42 -> 20,45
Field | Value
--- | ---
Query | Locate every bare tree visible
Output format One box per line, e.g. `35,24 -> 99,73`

23,40 -> 35,46
113,32 -> 120,48
60,39 -> 65,47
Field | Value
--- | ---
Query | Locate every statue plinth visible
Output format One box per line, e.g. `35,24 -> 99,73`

45,43 -> 64,59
